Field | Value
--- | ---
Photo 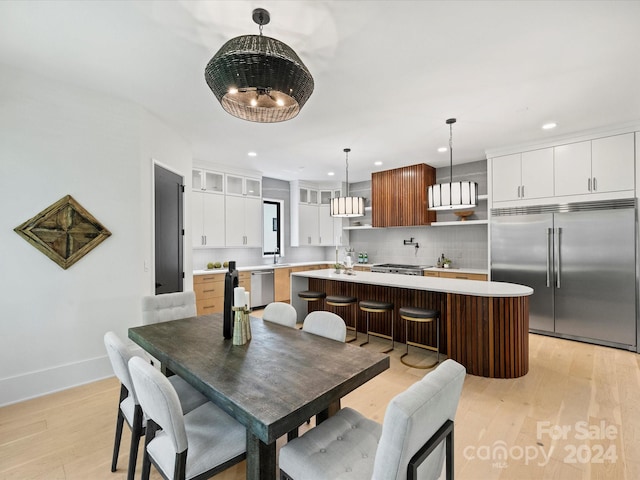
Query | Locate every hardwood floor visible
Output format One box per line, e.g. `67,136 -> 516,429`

1,330 -> 638,480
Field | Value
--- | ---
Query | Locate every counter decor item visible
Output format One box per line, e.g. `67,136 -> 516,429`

454,210 -> 474,221
223,261 -> 239,339
333,263 -> 344,274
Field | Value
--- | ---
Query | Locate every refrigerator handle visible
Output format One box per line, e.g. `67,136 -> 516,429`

546,228 -> 552,287
555,227 -> 562,288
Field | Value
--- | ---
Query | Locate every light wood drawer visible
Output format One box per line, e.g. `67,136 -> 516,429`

423,271 -> 439,277
194,281 -> 225,299
438,271 -> 488,281
196,297 -> 224,315
194,274 -> 224,285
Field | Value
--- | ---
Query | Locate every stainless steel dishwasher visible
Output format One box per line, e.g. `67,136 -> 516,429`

250,270 -> 274,309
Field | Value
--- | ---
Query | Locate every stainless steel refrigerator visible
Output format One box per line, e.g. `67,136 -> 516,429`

491,199 -> 637,351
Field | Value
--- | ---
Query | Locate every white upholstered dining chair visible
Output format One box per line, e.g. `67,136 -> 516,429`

103,332 -> 207,480
279,359 -> 466,480
128,356 -> 247,480
141,291 -> 197,325
302,311 -> 347,342
262,302 -> 298,328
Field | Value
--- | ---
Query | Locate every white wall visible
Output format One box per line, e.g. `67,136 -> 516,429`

0,66 -> 192,406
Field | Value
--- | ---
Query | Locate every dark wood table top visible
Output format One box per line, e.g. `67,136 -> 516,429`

128,313 -> 389,444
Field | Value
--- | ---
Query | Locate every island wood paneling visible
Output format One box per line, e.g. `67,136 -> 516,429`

308,278 -> 446,355
371,163 -> 436,227
307,278 -> 529,378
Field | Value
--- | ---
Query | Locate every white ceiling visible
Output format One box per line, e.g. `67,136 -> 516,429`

1,0 -> 639,182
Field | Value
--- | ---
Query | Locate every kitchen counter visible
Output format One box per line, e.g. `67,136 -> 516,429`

291,269 -> 531,378
292,269 -> 530,297
423,266 -> 488,276
193,261 -> 332,275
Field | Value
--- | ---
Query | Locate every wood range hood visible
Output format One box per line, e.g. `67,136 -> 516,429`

371,163 -> 436,227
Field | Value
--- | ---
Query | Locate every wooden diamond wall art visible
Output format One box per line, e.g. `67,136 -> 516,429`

14,195 -> 112,270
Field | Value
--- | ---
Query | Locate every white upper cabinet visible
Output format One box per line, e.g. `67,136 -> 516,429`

554,141 -> 592,196
591,133 -> 635,193
554,133 -> 635,197
192,168 -> 224,193
225,195 -> 262,247
192,191 -> 225,247
492,148 -> 553,202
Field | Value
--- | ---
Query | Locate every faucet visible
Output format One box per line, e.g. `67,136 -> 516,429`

273,248 -> 279,265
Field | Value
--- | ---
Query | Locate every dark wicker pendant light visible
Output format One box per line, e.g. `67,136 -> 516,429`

204,8 -> 314,123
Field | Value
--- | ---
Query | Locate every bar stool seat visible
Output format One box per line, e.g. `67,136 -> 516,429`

359,300 -> 394,353
399,306 -> 441,369
298,290 -> 326,301
325,295 -> 358,342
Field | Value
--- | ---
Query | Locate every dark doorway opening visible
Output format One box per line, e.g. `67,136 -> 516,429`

154,164 -> 184,294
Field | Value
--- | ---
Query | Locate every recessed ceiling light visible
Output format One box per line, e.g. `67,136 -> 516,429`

248,151 -> 257,157
374,161 -> 383,166
438,147 -> 448,153
542,122 -> 557,130
328,171 -> 335,176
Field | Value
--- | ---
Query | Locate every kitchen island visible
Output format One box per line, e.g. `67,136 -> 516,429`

291,269 -> 533,378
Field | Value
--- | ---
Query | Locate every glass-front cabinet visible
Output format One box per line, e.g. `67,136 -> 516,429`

226,174 -> 261,198
192,168 -> 224,193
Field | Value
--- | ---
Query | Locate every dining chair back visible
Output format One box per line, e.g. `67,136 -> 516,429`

279,359 -> 466,480
262,302 -> 298,328
103,332 -> 207,480
302,311 -> 347,342
142,291 -> 196,325
128,356 -> 246,480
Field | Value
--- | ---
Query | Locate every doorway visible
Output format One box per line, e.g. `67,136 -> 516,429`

154,164 -> 184,294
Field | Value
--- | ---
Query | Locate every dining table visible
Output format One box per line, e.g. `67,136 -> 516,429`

128,313 -> 390,480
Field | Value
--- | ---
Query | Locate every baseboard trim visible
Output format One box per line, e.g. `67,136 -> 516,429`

0,355 -> 113,407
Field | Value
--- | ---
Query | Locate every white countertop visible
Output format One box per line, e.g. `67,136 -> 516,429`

193,261 -> 332,275
423,267 -> 488,275
291,269 -> 532,298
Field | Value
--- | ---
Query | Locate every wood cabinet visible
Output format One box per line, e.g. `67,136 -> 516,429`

492,148 -> 554,202
274,267 -> 292,302
194,273 -> 225,315
423,270 -> 487,281
238,271 -> 251,293
372,164 -> 436,227
554,133 -> 634,197
274,264 -> 327,303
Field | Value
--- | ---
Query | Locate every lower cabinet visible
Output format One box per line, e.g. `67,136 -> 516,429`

238,271 -> 251,293
274,267 -> 292,302
424,270 -> 487,281
194,273 -> 225,315
274,264 -> 327,303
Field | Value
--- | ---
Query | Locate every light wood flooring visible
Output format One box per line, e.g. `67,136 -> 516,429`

1,325 -> 639,480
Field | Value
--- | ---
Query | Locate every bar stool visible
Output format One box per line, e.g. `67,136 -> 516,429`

359,300 -> 394,353
298,290 -> 326,304
399,306 -> 440,369
325,295 -> 358,342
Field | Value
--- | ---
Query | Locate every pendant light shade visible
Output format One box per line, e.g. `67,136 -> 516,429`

204,8 -> 314,123
427,118 -> 478,211
331,148 -> 365,218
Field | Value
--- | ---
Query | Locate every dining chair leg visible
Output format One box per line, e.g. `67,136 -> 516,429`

127,405 -> 144,480
141,420 -> 158,480
111,384 -> 128,472
111,410 -> 125,472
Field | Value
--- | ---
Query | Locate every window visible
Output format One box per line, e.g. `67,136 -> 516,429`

263,200 -> 282,256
